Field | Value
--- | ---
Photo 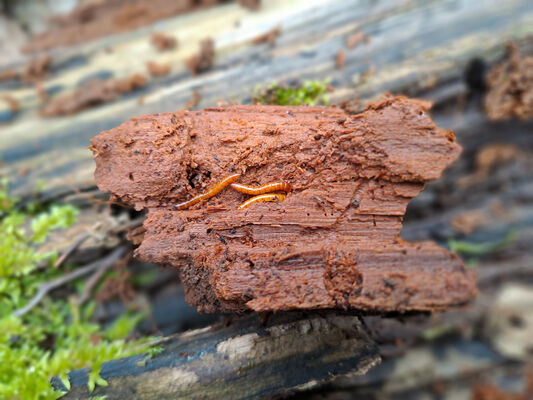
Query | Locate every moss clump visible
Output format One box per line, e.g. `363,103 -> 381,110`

0,180 -> 152,399
448,230 -> 517,257
253,80 -> 330,106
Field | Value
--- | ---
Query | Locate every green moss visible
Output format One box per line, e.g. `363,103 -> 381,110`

254,80 -> 330,106
420,324 -> 455,341
448,230 -> 517,257
0,181 -> 152,399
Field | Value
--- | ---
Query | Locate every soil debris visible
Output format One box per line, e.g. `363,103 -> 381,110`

458,143 -> 524,187
450,210 -> 489,235
185,38 -> 215,75
113,73 -> 147,93
472,369 -> 533,400
21,55 -> 51,83
147,61 -> 171,77
0,68 -> 19,82
345,32 -> 369,49
336,98 -> 363,114
336,50 -> 346,69
252,27 -> 280,46
185,90 -> 202,109
239,0 -> 261,10
0,94 -> 20,114
472,384 -> 524,400
150,32 -> 178,52
35,82 -> 50,102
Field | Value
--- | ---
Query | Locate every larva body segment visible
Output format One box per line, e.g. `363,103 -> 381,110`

230,181 -> 291,195
174,173 -> 241,210
237,193 -> 286,209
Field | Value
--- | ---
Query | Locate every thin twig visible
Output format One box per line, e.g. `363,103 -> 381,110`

53,233 -> 91,268
14,247 -> 127,318
75,264 -> 110,306
53,221 -> 104,268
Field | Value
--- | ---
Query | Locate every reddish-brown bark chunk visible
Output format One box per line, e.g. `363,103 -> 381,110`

485,44 -> 533,120
91,96 -> 476,313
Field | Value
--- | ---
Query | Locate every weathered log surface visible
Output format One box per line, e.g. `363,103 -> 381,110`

0,1 -> 529,398
90,96 -> 476,313
1,0 -> 531,200
22,0 -> 221,53
51,311 -> 380,400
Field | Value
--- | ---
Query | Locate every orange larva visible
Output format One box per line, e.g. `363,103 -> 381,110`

237,193 -> 286,210
174,173 -> 241,210
230,181 -> 291,195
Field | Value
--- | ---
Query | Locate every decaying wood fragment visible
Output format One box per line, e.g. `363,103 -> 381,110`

41,74 -> 147,117
91,96 -> 477,313
185,38 -> 215,75
52,311 -> 379,399
484,43 -> 533,120
23,0 -> 220,53
150,32 -> 178,52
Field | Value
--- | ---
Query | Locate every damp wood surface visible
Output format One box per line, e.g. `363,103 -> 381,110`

1,0 -> 532,200
90,96 -> 477,313
0,1 -> 532,398
51,311 -> 380,400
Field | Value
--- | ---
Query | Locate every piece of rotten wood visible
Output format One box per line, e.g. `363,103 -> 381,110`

484,43 -> 533,121
90,96 -> 476,313
51,311 -> 380,400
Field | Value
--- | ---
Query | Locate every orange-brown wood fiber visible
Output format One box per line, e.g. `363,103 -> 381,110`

91,95 -> 477,313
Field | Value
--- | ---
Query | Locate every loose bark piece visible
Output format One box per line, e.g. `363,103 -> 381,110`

0,95 -> 19,114
150,32 -> 178,52
251,26 -> 280,46
239,0 -> 261,11
484,43 -> 533,120
336,50 -> 346,69
185,90 -> 202,110
21,55 -> 51,83
345,32 -> 366,48
91,96 -> 477,313
0,68 -> 18,82
146,61 -> 171,77
41,74 -> 147,117
185,38 -> 215,75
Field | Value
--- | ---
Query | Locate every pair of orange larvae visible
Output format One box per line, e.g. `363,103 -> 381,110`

174,173 -> 291,210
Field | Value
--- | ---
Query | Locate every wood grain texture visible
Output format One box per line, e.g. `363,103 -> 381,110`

1,0 -> 531,199
51,311 -> 380,399
90,96 -> 476,312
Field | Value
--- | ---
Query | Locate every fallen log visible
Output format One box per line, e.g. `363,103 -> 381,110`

90,96 -> 477,313
51,311 -> 380,399
2,0 -> 531,200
